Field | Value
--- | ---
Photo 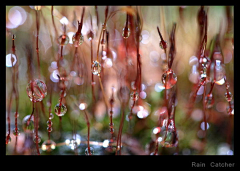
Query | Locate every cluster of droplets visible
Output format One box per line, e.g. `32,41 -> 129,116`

152,118 -> 178,149
225,82 -> 234,115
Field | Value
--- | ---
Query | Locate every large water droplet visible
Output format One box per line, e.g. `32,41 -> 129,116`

26,79 -> 47,102
54,103 -> 67,117
161,69 -> 177,89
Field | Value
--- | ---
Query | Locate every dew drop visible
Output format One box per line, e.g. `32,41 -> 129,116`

85,147 -> 94,155
91,60 -> 101,76
54,103 -> 67,117
26,79 -> 47,102
122,27 -> 130,39
58,34 -> 69,45
225,92 -> 233,102
161,69 -> 177,89
41,140 -> 56,152
130,91 -> 139,101
6,135 -> 11,144
72,33 -> 84,46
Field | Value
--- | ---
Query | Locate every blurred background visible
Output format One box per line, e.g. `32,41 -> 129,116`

6,6 -> 234,155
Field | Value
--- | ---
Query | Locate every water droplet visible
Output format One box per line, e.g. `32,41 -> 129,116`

13,128 -> 20,136
205,93 -> 214,108
33,135 -> 41,143
199,56 -> 210,68
225,92 -> 233,102
153,127 -> 161,134
22,115 -> 34,133
161,69 -> 177,89
72,33 -> 84,46
87,31 -> 94,41
79,103 -> 87,110
58,34 -> 69,45
161,130 -> 178,148
47,120 -> 53,127
41,140 -> 56,152
226,103 -> 234,115
6,53 -> 17,67
47,126 -> 52,132
131,81 -> 137,91
26,79 -> 47,102
49,113 -> 54,120
54,103 -> 67,117
85,147 -> 94,155
130,91 -> 139,101
91,60 -> 101,76
122,27 -> 130,39
6,135 -> 11,144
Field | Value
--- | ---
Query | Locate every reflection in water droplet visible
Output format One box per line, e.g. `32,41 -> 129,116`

161,69 -> 177,89
91,60 -> 101,76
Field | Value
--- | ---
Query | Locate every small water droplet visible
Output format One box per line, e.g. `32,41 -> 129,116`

91,60 -> 101,76
122,27 -> 130,39
225,92 -> 233,102
58,34 -> 69,45
6,135 -> 11,144
130,91 -> 139,101
85,147 -> 94,155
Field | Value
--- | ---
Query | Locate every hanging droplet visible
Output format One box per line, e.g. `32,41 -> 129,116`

199,56 -> 210,68
41,140 -> 56,152
22,115 -> 34,133
161,69 -> 177,89
6,53 -> 17,67
85,147 -> 94,155
159,40 -> 167,49
58,34 -> 69,45
130,91 -> 139,101
6,135 -> 11,144
54,103 -> 67,117
47,126 -> 53,132
33,135 -> 41,144
200,66 -> 207,79
162,130 -> 178,148
215,60 -> 226,85
13,128 -> 20,136
168,119 -> 175,130
49,113 -> 54,120
225,92 -> 233,102
47,120 -> 53,127
91,60 -> 101,76
87,31 -> 94,41
205,93 -> 214,108
122,27 -> 130,39
26,79 -> 47,102
131,81 -> 137,91
72,33 -> 84,46
226,105 -> 234,115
